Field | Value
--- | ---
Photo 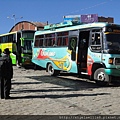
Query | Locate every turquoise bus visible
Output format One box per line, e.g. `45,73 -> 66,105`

0,30 -> 35,67
32,21 -> 120,86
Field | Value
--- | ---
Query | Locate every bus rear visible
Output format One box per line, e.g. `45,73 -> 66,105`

0,31 -> 17,64
0,30 -> 35,68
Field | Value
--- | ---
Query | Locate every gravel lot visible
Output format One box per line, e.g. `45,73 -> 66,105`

0,66 -> 120,116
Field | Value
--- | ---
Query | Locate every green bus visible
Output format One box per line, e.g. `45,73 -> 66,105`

0,30 -> 35,67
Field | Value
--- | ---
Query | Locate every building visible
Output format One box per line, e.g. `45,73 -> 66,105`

9,21 -> 47,32
9,16 -> 114,32
98,16 -> 114,23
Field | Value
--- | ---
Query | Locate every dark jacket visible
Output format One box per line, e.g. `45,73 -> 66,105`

2,54 -> 13,79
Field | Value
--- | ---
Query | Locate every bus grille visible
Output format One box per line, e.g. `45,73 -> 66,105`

115,58 -> 120,65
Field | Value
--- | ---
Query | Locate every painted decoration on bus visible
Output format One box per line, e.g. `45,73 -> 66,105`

35,48 -> 72,71
37,49 -> 55,59
87,55 -> 94,75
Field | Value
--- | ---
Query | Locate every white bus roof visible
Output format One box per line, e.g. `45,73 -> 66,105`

0,31 -> 18,37
35,22 -> 112,36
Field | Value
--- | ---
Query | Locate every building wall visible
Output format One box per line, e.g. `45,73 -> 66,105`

10,21 -> 36,32
9,21 -> 46,32
98,16 -> 114,23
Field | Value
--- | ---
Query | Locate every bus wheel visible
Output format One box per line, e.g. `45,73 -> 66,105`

94,68 -> 111,86
47,63 -> 60,76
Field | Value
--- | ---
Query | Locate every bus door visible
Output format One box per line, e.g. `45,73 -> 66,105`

68,30 -> 79,61
88,29 -> 102,75
77,31 -> 90,73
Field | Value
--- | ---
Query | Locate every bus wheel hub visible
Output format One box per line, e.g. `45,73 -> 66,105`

97,72 -> 105,81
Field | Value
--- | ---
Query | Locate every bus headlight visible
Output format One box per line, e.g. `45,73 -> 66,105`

108,58 -> 114,64
114,58 -> 120,65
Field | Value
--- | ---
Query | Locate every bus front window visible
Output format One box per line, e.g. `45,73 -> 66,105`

104,33 -> 120,53
23,40 -> 32,53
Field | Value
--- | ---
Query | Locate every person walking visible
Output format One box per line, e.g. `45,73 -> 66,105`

2,48 -> 13,99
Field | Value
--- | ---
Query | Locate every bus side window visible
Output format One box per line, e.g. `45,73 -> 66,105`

3,36 -> 6,43
53,38 -> 56,46
95,33 -> 100,45
91,33 -> 101,45
44,39 -> 47,46
13,34 -> 16,43
9,35 -> 13,42
57,37 -> 62,46
34,40 -> 39,47
35,35 -> 44,47
63,37 -> 68,46
39,39 -> 43,46
68,36 -> 77,61
44,34 -> 56,47
51,34 -> 56,46
34,36 -> 39,47
57,32 -> 68,46
90,33 -> 101,51
0,37 -> 1,43
91,34 -> 95,45
48,39 -> 52,46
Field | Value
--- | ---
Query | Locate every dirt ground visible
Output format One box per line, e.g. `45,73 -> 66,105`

0,66 -> 120,117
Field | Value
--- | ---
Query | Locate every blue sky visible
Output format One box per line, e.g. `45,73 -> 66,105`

0,0 -> 119,34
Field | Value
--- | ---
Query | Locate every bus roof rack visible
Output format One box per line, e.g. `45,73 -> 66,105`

44,21 -> 82,30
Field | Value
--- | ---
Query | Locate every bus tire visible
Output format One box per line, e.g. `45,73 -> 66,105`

47,63 -> 60,76
94,68 -> 111,86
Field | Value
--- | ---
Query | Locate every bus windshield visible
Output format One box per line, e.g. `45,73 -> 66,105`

22,32 -> 34,39
104,33 -> 120,53
23,40 -> 32,53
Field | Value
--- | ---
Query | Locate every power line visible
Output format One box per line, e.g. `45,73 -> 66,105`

66,0 -> 113,15
40,0 -> 113,23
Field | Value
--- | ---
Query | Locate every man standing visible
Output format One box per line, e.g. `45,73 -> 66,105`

2,48 -> 13,99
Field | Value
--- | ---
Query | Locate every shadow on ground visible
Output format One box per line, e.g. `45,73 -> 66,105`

10,92 -> 110,99
10,73 -> 118,99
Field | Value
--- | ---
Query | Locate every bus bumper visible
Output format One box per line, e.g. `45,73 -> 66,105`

22,59 -> 34,67
105,68 -> 120,77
